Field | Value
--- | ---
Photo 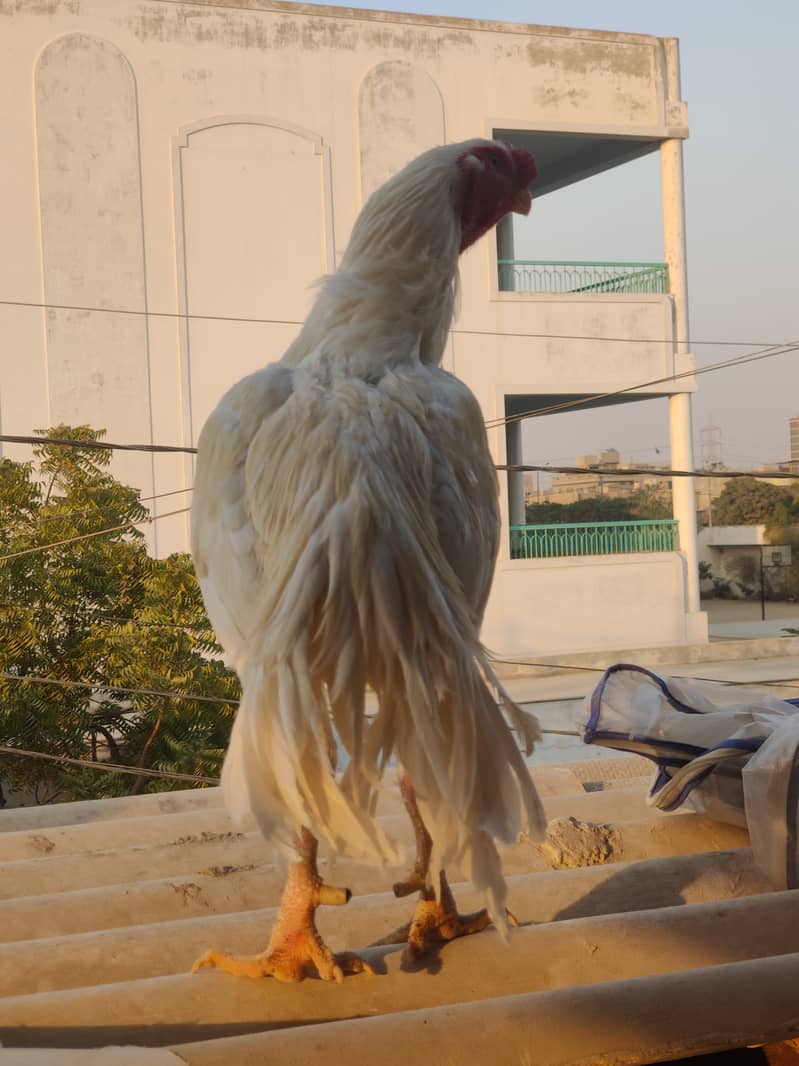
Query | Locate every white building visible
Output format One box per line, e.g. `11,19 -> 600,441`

0,0 -> 706,655
698,526 -> 792,600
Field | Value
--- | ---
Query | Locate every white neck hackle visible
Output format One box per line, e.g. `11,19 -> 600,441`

282,142 -> 480,374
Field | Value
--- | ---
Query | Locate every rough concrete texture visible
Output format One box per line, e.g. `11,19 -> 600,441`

169,951 -> 799,1066
0,766 -> 768,1057
4,891 -> 799,1047
0,786 -> 672,901
3,662 -> 799,1060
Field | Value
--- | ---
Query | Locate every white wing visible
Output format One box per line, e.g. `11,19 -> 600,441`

192,353 -> 544,924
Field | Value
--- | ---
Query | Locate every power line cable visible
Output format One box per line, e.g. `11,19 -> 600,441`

2,444 -> 797,489
0,603 -> 211,632
0,670 -> 239,707
0,744 -> 219,785
0,723 -> 588,784
2,465 -> 797,569
451,327 -> 790,348
485,341 -> 799,429
3,345 -> 795,457
29,486 -> 193,528
499,463 -> 799,480
0,297 -> 304,328
0,433 -> 197,455
2,295 -> 791,349
0,507 -> 190,564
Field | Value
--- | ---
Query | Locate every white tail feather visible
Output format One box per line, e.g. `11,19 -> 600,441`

217,367 -> 547,913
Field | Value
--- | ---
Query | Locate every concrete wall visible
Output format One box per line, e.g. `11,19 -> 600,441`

700,526 -> 767,549
0,0 -> 698,655
485,551 -> 690,656
698,525 -> 793,601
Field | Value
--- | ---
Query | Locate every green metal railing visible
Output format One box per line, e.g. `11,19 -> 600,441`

498,260 -> 670,295
510,519 -> 678,559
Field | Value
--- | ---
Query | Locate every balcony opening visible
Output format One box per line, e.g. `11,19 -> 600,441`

504,394 -> 677,560
495,131 -> 664,295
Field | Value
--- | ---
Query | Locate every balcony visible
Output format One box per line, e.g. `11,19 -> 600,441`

498,260 -> 670,295
510,519 -> 678,559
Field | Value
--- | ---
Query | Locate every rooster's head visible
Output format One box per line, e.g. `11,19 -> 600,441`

455,140 -> 537,253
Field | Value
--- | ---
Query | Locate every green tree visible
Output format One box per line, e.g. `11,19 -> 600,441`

712,477 -> 797,526
628,484 -> 673,520
0,427 -> 239,803
524,500 -> 568,524
525,486 -> 672,526
764,505 -> 799,602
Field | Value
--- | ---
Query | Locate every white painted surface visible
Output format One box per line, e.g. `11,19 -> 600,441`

0,0 -> 702,654
701,525 -> 768,547
484,551 -> 690,655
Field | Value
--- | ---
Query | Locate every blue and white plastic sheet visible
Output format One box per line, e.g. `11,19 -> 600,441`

583,664 -> 799,889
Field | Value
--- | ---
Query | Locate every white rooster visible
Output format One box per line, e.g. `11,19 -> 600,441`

191,138 -> 545,982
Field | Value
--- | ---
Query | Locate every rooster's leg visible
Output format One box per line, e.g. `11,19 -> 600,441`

392,772 -> 433,898
376,776 -> 517,962
192,826 -> 373,982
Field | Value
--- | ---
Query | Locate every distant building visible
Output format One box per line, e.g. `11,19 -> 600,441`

546,449 -> 672,505
695,466 -> 731,526
698,526 -> 793,600
790,417 -> 799,472
522,474 -> 542,507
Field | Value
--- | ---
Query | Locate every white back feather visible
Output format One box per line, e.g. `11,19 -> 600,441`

192,139 -> 545,924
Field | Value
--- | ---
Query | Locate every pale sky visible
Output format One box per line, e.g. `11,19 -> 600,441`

330,0 -> 799,474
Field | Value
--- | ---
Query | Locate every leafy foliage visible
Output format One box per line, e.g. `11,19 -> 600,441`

0,427 -> 239,804
525,485 -> 673,525
699,479 -> 799,602
711,477 -> 799,527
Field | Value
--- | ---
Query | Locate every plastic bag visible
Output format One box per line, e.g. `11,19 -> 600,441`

583,663 -> 799,886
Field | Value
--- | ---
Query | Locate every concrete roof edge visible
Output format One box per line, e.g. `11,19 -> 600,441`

147,0 -> 670,48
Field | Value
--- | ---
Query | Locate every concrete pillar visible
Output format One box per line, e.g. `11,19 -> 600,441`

661,38 -> 704,634
496,214 -> 515,290
506,418 -> 526,526
669,393 -> 701,614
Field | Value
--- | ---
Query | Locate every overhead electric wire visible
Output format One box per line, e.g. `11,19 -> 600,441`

1,294 -> 791,349
0,744 -> 219,785
498,463 -> 799,480
2,663 -> 799,786
35,486 -> 194,528
1,460 -> 796,569
484,340 -> 799,430
0,506 -> 190,564
0,599 -> 216,634
0,670 -> 239,707
451,326 -> 784,347
0,433 -> 198,455
2,345 -> 795,459
0,296 -> 304,328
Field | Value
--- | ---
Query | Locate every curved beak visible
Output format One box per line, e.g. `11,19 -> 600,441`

511,187 -> 533,216
510,146 -> 537,215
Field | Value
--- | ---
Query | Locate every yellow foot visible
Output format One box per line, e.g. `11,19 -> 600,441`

374,871 -> 518,964
191,944 -> 374,983
192,826 -> 374,983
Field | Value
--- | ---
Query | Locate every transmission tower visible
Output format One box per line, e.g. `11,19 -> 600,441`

700,421 -> 723,470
